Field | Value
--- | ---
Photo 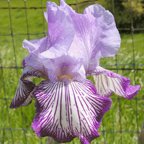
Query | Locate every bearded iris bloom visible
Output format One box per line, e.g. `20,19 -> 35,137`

10,0 -> 140,143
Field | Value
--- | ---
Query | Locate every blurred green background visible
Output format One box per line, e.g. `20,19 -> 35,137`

0,0 -> 144,144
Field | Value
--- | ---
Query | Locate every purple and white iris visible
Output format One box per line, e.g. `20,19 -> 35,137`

10,0 -> 140,143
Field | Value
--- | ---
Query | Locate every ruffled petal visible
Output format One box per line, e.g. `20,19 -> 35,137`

23,2 -> 121,75
67,15 -> 96,70
32,80 -> 111,143
44,1 -> 75,54
10,67 -> 45,108
60,0 -> 75,14
45,1 -> 100,70
23,37 -> 50,74
84,4 -> 121,58
23,2 -> 121,74
91,66 -> 140,99
23,37 -> 49,54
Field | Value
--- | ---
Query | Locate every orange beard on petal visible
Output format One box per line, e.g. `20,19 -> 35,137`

58,74 -> 73,81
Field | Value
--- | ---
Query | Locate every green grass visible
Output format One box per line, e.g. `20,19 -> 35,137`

0,0 -> 144,144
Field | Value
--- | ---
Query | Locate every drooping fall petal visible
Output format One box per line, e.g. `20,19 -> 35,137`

10,67 -> 45,108
92,66 -> 140,99
10,79 -> 35,108
32,80 -> 111,143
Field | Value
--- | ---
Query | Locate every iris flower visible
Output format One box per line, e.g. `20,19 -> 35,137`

10,0 -> 140,143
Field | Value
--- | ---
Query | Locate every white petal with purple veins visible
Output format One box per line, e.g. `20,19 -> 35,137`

92,66 -> 140,99
10,67 -> 45,108
10,79 -> 35,108
32,80 -> 111,143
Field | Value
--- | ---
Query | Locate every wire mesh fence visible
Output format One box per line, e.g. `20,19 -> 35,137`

0,0 -> 144,144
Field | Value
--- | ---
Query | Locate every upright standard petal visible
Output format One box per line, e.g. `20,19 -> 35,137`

60,0 -> 75,14
44,1 -> 75,53
91,66 -> 140,99
32,80 -> 111,143
46,1 -> 100,70
10,67 -> 45,108
84,4 -> 121,58
67,14 -> 96,70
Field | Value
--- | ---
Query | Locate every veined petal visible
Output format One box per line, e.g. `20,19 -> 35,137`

84,4 -> 121,58
10,67 -> 45,108
32,80 -> 111,143
92,66 -> 140,99
10,79 -> 35,108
